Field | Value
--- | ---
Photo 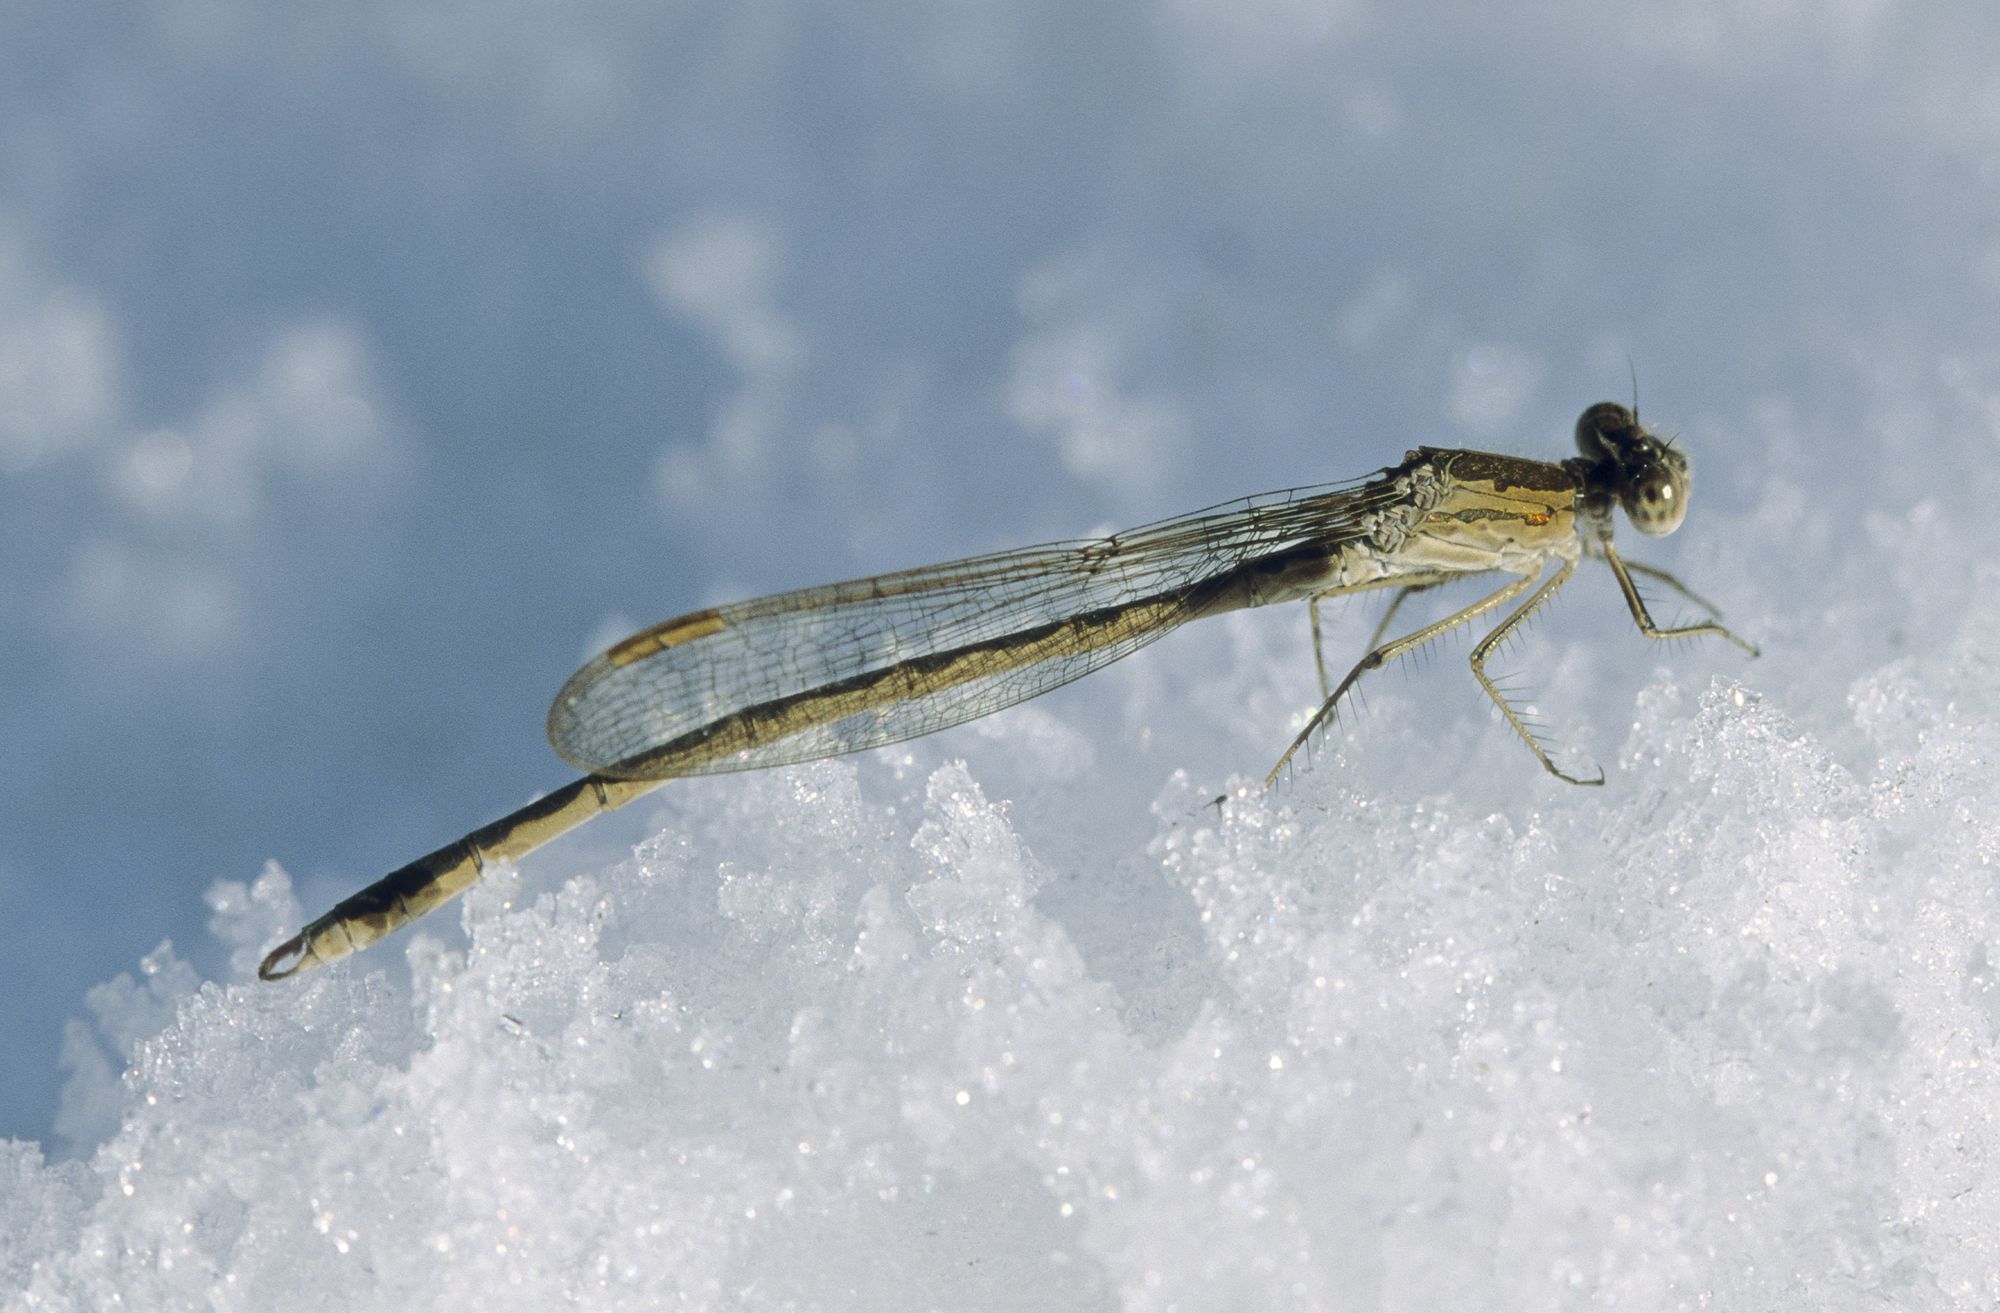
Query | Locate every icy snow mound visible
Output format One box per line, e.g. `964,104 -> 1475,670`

7,598 -> 2000,1312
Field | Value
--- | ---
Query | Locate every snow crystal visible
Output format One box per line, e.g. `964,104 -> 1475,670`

10,555 -> 2000,1310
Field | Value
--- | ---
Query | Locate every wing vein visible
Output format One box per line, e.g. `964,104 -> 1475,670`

547,473 -> 1402,778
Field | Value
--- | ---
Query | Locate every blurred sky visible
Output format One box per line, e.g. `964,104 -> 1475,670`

7,0 -> 2000,1147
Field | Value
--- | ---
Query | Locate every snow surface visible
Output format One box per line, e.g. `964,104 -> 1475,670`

10,0 -> 2000,1307
13,468 -> 2000,1308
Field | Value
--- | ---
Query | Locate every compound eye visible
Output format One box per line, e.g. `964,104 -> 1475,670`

1575,402 -> 1636,459
1622,464 -> 1688,536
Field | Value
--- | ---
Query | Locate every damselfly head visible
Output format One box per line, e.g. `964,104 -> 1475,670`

1575,401 -> 1690,537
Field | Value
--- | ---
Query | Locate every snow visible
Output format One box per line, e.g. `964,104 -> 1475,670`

9,0 -> 2000,1306
14,470 -> 2000,1307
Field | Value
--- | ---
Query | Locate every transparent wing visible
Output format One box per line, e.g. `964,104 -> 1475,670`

547,474 -> 1403,779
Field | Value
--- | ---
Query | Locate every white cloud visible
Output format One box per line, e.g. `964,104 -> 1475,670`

1335,269 -> 1412,349
642,214 -> 805,379
1006,251 -> 1189,495
1449,343 -> 1545,435
0,223 -> 398,662
105,321 -> 398,529
253,321 -> 392,477
62,536 -> 243,661
0,228 -> 403,662
0,226 -> 124,473
1006,320 -> 1186,488
1156,0 -> 1359,85
642,213 -> 809,512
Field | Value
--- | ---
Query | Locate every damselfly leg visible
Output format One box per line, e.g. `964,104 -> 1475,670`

1270,569 -> 1544,786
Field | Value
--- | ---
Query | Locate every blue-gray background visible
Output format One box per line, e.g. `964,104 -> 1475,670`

4,0 -> 1994,1146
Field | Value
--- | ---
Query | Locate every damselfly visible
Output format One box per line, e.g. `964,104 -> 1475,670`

259,402 -> 1756,981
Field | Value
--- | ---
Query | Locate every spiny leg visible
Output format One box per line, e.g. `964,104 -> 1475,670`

1269,570 -> 1540,787
1467,559 -> 1603,786
1308,575 -> 1453,700
1364,583 -> 1441,652
1309,596 -> 1332,701
1618,558 -> 1727,623
1603,545 -> 1758,655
